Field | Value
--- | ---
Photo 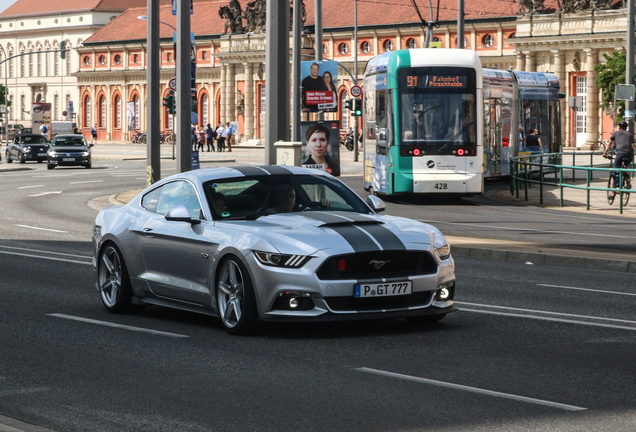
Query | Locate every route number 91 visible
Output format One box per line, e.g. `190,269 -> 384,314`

434,183 -> 448,190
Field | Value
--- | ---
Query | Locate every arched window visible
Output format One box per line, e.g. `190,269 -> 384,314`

338,43 -> 348,55
20,55 -> 24,77
29,51 -> 34,76
360,41 -> 370,54
8,51 -> 13,77
99,95 -> 106,127
383,39 -> 393,52
406,38 -> 417,49
114,95 -> 122,129
133,95 -> 140,130
202,94 -> 209,126
54,53 -> 59,76
482,34 -> 494,48
37,51 -> 42,76
66,45 -> 71,75
85,96 -> 91,127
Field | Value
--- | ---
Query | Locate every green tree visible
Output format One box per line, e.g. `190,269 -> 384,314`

595,50 -> 628,122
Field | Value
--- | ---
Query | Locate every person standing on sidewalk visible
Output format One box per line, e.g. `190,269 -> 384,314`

216,122 -> 226,152
197,125 -> 206,152
191,124 -> 198,151
225,122 -> 234,152
90,124 -> 97,144
206,123 -> 215,152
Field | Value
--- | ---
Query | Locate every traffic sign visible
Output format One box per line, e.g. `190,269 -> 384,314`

350,86 -> 362,98
168,78 -> 176,91
62,110 -> 68,117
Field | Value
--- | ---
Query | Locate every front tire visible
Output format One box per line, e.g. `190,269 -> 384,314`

98,244 -> 134,313
19,153 -> 25,164
6,152 -> 12,163
216,257 -> 258,335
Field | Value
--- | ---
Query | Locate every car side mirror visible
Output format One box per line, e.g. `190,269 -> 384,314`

367,195 -> 386,213
89,143 -> 94,148
165,204 -> 201,224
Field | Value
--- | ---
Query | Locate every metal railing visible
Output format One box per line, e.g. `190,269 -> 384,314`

510,150 -> 636,214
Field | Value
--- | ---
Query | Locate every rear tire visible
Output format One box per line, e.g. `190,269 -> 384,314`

98,244 -> 135,314
216,257 -> 258,335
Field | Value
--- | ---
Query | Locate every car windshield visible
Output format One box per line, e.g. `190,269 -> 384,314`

203,174 -> 370,220
52,137 -> 87,146
22,136 -> 49,144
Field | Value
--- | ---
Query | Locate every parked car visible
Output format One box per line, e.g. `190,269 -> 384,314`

47,134 -> 93,169
92,166 -> 456,335
5,134 -> 50,163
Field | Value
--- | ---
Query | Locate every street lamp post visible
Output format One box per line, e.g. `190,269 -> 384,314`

0,45 -> 8,153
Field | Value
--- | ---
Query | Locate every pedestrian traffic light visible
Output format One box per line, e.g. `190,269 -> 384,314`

163,91 -> 176,115
352,98 -> 362,116
345,99 -> 354,112
60,41 -> 66,59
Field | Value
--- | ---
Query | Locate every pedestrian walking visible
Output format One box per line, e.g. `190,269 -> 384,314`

197,125 -> 206,152
191,124 -> 198,151
225,122 -> 234,152
39,123 -> 48,137
206,123 -> 215,152
90,124 -> 97,144
216,122 -> 226,152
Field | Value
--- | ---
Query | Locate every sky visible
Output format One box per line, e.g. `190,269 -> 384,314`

0,0 -> 17,13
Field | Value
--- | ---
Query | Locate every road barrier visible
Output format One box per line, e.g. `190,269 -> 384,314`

510,150 -> 636,214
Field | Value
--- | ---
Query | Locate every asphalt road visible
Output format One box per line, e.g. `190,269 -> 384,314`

1,161 -> 636,432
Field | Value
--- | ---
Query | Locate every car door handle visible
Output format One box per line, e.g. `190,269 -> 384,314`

143,228 -> 154,238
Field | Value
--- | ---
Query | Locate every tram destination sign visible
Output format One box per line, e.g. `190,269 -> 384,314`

405,75 -> 468,89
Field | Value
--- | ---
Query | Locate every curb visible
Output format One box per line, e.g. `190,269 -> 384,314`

0,415 -> 57,432
451,245 -> 636,273
0,166 -> 35,173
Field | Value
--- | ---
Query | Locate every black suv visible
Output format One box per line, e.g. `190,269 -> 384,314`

5,134 -> 50,164
47,134 -> 93,169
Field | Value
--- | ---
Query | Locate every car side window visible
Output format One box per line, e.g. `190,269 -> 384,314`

155,181 -> 203,219
141,187 -> 162,212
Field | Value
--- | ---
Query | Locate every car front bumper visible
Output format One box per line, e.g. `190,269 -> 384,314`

48,156 -> 91,166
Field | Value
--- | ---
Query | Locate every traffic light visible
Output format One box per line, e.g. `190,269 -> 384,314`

60,41 -> 66,59
163,91 -> 176,115
345,99 -> 354,112
352,98 -> 362,116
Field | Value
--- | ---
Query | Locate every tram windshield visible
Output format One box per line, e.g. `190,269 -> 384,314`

398,67 -> 477,154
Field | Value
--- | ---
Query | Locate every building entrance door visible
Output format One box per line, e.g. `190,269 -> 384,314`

575,76 -> 587,147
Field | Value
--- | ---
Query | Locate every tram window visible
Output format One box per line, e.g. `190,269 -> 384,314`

520,98 -> 549,153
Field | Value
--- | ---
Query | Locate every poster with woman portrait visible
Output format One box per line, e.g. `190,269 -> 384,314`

301,121 -> 341,176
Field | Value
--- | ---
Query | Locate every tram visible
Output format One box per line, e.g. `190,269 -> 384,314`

362,48 -> 562,196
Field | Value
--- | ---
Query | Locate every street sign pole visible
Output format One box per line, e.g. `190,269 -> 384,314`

146,0 -> 161,185
176,0 -> 192,172
353,0 -> 359,162
626,0 -> 635,138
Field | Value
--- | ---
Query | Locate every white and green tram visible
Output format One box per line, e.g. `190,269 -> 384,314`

362,48 -> 561,196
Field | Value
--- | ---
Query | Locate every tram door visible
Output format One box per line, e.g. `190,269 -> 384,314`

487,98 -> 502,176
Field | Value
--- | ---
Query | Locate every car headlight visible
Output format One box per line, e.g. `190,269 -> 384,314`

254,251 -> 311,268
23,147 -> 31,152
434,244 -> 451,260
48,151 -> 58,156
81,151 -> 90,156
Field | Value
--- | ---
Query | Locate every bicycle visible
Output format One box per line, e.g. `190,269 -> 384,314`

604,152 -> 631,206
593,133 -> 607,152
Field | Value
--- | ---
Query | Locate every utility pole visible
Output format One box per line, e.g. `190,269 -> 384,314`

457,0 -> 464,49
265,0 -> 290,164
626,0 -> 635,136
315,0 -> 324,125
146,0 -> 161,185
353,0 -> 359,162
292,0 -> 302,142
176,0 -> 192,172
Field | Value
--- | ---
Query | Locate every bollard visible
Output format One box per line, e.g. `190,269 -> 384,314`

524,161 -> 528,201
560,168 -> 564,207
586,169 -> 590,211
539,158 -> 544,205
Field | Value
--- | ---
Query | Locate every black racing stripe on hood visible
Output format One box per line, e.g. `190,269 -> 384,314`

328,225 -> 381,252
356,224 -> 406,250
301,212 -> 377,225
259,165 -> 292,175
231,166 -> 269,176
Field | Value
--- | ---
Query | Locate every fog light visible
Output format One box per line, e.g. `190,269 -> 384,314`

289,298 -> 299,308
438,288 -> 450,300
434,282 -> 454,302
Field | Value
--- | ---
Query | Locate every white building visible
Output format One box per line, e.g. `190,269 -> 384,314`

0,0 -> 149,127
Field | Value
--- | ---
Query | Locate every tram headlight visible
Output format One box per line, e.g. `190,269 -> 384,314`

457,149 -> 465,156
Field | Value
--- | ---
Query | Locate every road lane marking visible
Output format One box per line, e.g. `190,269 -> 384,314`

355,367 -> 586,411
456,302 -> 636,330
418,219 -> 636,240
0,250 -> 90,265
70,180 -> 102,184
0,245 -> 91,258
537,284 -> 636,297
27,191 -> 62,197
15,224 -> 67,233
17,184 -> 44,189
48,314 -> 189,338
32,174 -> 74,178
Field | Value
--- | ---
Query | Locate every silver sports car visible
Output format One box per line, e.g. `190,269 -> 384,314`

92,166 -> 456,334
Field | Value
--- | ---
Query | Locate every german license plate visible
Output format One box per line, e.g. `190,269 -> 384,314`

38,153 -> 47,156
354,281 -> 412,298
62,158 -> 75,161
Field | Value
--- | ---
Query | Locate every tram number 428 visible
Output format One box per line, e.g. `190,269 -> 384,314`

434,183 -> 448,190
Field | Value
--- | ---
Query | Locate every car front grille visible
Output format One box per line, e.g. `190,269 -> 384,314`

324,291 -> 435,312
316,250 -> 438,281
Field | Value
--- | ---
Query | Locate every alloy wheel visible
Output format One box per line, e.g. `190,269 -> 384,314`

217,260 -> 245,329
98,246 -> 123,308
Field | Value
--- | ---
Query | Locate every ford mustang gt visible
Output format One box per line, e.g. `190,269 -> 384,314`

92,166 -> 456,334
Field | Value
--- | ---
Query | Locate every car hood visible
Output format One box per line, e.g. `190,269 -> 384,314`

50,146 -> 90,152
218,211 -> 445,255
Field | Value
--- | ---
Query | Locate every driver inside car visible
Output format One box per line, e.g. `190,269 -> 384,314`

271,186 -> 296,213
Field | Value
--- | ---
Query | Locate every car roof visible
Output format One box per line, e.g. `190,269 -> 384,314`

54,134 -> 85,138
154,166 -> 333,186
19,134 -> 47,139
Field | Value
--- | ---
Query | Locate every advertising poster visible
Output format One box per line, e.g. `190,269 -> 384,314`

127,101 -> 136,132
32,103 -> 51,139
301,61 -> 338,112
301,121 -> 340,176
